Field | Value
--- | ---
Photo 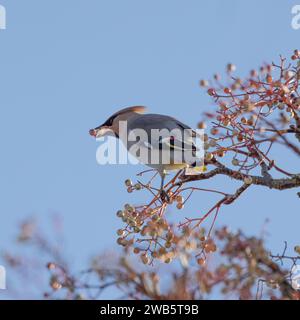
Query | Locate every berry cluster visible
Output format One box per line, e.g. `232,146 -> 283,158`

116,50 -> 300,266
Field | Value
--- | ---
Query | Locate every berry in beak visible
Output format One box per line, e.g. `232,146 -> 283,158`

89,129 -> 97,137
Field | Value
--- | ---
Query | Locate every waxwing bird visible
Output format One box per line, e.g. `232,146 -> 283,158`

89,106 -> 200,202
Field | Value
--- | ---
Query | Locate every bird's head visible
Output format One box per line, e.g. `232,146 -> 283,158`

89,106 -> 146,138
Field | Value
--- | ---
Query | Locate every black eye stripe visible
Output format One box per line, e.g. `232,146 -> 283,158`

103,115 -> 116,126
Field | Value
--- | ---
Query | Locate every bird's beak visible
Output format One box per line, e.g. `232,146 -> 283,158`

89,126 -> 114,138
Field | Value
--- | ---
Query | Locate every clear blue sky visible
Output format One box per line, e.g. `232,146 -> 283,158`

0,0 -> 299,298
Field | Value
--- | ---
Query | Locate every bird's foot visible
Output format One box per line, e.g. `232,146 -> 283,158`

160,190 -> 171,203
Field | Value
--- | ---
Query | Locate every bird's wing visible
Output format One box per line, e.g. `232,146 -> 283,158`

159,135 -> 197,152
127,114 -> 198,152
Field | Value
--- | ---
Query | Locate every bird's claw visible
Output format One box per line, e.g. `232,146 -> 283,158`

160,190 -> 171,203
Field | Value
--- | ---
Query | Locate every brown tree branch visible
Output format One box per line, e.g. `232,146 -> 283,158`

179,162 -> 300,191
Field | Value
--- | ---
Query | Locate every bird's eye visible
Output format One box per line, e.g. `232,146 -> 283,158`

104,116 -> 115,127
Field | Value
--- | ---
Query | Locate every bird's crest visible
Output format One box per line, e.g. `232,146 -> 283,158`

111,106 -> 147,117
